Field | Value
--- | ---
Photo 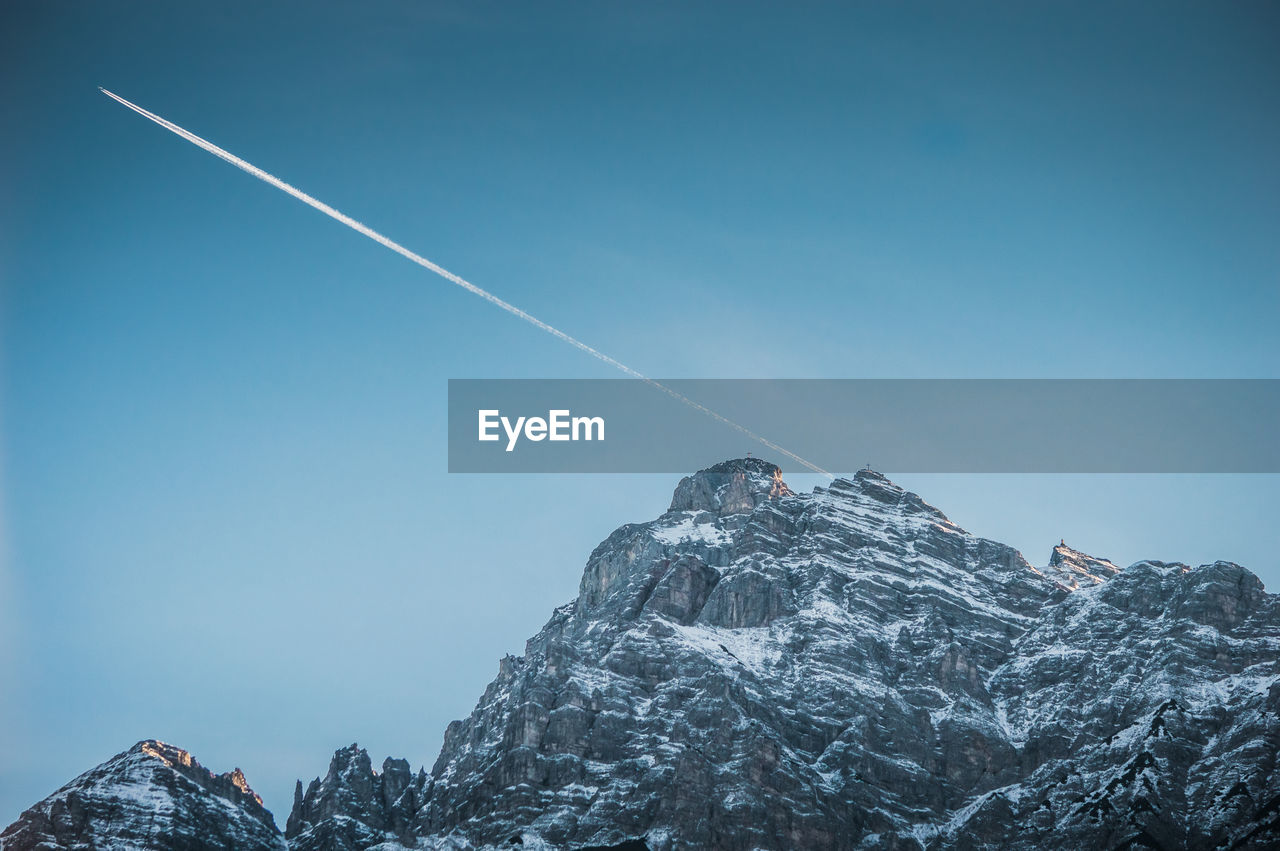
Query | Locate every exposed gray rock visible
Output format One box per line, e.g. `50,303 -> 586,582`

667,457 -> 792,517
958,559 -> 1280,850
286,744 -> 426,851
7,461 -> 1278,850
0,740 -> 285,851
394,464 -> 1277,849
1044,541 -> 1123,589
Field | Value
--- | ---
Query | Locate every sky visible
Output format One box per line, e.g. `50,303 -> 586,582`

2,0 -> 1278,826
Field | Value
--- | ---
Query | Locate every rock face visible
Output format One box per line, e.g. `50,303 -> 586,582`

283,461 -> 1280,850
285,744 -> 425,851
957,559 -> 1280,850
5,460 -> 1278,850
0,740 -> 285,851
1044,541 -> 1123,588
413,463 -> 1058,850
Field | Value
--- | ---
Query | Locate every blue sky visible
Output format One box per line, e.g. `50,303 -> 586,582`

2,0 -> 1278,824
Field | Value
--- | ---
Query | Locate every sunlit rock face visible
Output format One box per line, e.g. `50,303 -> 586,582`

6,461 -> 1279,850
1044,541 -> 1123,588
667,457 -> 792,517
0,740 -> 285,851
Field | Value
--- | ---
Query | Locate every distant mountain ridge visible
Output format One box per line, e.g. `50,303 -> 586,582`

0,740 -> 285,851
4,460 -> 1277,850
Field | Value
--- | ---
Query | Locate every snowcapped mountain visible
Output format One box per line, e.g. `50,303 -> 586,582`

4,460 -> 1277,850
1043,541 -> 1122,589
0,740 -> 284,851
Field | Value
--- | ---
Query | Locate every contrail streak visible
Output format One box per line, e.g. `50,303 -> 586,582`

99,87 -> 832,477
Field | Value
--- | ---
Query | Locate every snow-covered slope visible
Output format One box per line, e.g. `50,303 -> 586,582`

0,740 -> 285,850
1043,541 -> 1123,588
288,460 -> 1280,849
398,463 -> 1059,849
6,460 -> 1278,850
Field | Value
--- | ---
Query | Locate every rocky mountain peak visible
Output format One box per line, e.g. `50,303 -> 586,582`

285,744 -> 423,850
325,743 -> 373,785
0,740 -> 285,851
128,741 -> 272,823
1045,540 -> 1123,588
828,466 -> 954,525
6,462 -> 1278,850
668,457 -> 792,516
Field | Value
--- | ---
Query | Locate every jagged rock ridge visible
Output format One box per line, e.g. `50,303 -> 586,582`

285,744 -> 424,851
4,460 -> 1278,850
0,740 -> 285,851
1044,541 -> 1123,589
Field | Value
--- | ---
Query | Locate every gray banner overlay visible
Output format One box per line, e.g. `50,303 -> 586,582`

447,379 -> 1280,474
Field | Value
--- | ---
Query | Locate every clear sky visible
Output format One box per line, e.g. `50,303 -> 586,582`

2,0 -> 1278,826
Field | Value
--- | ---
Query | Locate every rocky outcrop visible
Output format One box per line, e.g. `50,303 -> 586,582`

667,457 -> 792,517
6,461 -> 1278,850
0,740 -> 285,851
285,744 -> 426,851
1044,541 -> 1123,588
407,468 -> 1050,848
957,559 -> 1280,850
406,464 -> 1278,849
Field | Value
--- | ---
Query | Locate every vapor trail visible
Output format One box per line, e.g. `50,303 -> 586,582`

99,88 -> 832,477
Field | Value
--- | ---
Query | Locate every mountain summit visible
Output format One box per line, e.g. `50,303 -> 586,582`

0,740 -> 284,851
4,462 -> 1277,850
1045,541 -> 1123,588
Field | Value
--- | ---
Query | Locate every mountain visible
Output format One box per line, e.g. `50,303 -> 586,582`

1043,541 -> 1122,589
4,460 -> 1277,850
0,740 -> 284,851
